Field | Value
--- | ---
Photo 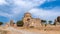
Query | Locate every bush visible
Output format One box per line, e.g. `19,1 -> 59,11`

16,20 -> 24,27
0,22 -> 3,26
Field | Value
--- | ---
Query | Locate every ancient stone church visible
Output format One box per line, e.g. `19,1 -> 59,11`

23,12 -> 42,28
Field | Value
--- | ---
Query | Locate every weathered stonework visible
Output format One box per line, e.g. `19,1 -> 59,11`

5,20 -> 17,28
54,16 -> 60,25
23,12 -> 42,28
10,20 -> 14,26
22,12 -> 60,30
57,16 -> 60,22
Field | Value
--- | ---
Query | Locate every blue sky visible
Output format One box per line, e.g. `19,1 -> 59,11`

0,0 -> 60,23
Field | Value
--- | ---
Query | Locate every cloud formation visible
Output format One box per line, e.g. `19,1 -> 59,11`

29,7 -> 60,21
0,0 -> 8,5
0,0 -> 60,22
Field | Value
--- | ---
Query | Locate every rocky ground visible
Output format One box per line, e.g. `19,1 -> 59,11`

0,27 -> 60,34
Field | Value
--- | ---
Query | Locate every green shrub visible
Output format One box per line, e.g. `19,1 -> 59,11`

16,20 -> 24,27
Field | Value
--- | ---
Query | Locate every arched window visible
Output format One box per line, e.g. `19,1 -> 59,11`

27,18 -> 30,21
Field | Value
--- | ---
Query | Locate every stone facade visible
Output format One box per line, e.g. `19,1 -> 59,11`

23,12 -> 42,28
54,16 -> 60,25
10,20 -> 14,26
5,20 -> 17,27
57,16 -> 60,22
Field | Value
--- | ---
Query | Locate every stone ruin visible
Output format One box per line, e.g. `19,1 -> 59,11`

22,12 -> 60,30
5,12 -> 60,31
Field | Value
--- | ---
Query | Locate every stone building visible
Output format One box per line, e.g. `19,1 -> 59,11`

57,16 -> 60,22
10,20 -> 14,26
54,16 -> 60,25
23,12 -> 42,28
5,23 -> 10,27
5,20 -> 17,27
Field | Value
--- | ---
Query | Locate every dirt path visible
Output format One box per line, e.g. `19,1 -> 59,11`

6,27 -> 42,34
1,27 -> 60,34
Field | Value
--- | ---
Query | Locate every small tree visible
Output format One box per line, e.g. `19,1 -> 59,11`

41,20 -> 47,27
48,21 -> 52,24
16,20 -> 24,27
41,20 -> 47,24
0,22 -> 3,26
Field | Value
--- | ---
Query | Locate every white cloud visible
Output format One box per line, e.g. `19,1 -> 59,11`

28,7 -> 60,21
13,0 -> 45,6
0,11 -> 13,19
10,0 -> 46,17
0,0 -> 41,20
0,0 -> 60,22
11,0 -> 46,14
0,0 -> 8,5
